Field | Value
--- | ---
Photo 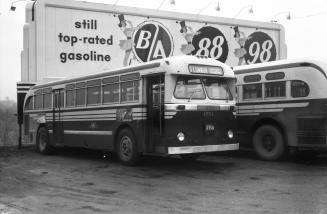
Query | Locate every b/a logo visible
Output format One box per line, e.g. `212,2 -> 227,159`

133,21 -> 174,62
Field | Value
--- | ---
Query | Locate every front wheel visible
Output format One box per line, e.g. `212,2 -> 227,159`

116,129 -> 140,166
36,127 -> 54,155
253,125 -> 285,161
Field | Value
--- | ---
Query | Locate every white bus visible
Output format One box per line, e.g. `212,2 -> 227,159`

234,59 -> 327,160
23,56 -> 238,165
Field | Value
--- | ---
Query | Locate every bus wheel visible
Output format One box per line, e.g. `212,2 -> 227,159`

180,154 -> 200,162
253,125 -> 285,161
116,129 -> 140,166
36,127 -> 54,155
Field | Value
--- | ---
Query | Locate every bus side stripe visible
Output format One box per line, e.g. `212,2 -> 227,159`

47,117 -> 147,122
237,102 -> 309,110
64,130 -> 113,135
238,109 -> 283,114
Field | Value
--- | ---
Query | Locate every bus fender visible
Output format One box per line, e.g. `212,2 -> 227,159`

26,114 -> 47,145
32,123 -> 47,146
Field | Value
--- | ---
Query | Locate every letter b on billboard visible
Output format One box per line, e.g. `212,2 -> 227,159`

133,21 -> 174,62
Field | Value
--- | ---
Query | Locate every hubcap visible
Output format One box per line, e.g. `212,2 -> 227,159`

262,134 -> 275,152
120,136 -> 132,160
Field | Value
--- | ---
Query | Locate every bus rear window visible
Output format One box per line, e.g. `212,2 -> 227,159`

174,77 -> 205,100
203,78 -> 232,100
291,80 -> 309,98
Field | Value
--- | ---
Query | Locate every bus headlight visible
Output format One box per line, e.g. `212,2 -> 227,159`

227,130 -> 234,139
177,132 -> 185,142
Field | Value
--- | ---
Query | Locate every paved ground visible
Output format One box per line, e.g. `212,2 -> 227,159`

1,147 -> 327,214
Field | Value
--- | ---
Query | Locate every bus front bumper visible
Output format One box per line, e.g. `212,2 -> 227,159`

167,143 -> 239,155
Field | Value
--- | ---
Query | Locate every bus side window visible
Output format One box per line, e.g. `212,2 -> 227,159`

291,80 -> 309,98
44,93 -> 52,109
34,94 -> 43,109
103,83 -> 119,103
243,83 -> 262,100
121,80 -> 139,102
60,91 -> 64,107
66,90 -> 76,107
265,81 -> 286,98
76,88 -> 86,106
24,96 -> 33,110
54,91 -> 64,108
87,86 -> 101,105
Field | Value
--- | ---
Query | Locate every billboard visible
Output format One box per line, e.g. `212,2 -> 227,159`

21,0 -> 286,83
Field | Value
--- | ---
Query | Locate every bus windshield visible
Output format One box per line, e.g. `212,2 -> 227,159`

202,77 -> 232,100
174,76 -> 232,100
174,76 -> 206,100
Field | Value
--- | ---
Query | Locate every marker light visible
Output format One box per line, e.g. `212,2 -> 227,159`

227,130 -> 234,139
177,132 -> 185,142
188,65 -> 224,75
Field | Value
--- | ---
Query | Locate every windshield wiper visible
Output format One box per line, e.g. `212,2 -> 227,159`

188,89 -> 201,102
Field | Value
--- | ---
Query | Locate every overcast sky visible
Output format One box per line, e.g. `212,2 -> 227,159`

1,0 -> 327,100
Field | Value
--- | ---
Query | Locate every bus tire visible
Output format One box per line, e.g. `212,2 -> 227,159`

180,154 -> 200,162
36,127 -> 54,155
116,128 -> 140,166
253,125 -> 285,161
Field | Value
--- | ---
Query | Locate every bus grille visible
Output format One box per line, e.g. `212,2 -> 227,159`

297,117 -> 326,145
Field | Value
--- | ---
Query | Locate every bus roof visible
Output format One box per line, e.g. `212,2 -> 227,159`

233,58 -> 327,78
30,56 -> 234,90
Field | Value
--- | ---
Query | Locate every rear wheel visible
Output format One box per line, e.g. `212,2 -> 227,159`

253,125 -> 285,161
116,129 -> 140,166
36,127 -> 54,155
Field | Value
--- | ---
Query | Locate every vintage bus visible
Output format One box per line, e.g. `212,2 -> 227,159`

22,56 -> 238,165
234,59 -> 327,161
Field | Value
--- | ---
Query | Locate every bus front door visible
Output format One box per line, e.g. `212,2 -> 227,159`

53,89 -> 64,145
146,75 -> 164,153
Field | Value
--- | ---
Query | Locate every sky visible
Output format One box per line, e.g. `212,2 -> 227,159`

0,0 -> 327,100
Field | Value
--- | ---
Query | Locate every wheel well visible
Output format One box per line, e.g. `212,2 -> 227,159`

251,118 -> 287,144
35,124 -> 48,146
114,124 -> 135,150
36,124 -> 46,137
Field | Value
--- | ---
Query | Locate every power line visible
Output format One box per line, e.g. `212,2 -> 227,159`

292,11 -> 327,19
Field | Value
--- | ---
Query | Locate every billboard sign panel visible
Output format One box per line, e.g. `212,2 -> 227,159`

21,0 -> 286,82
